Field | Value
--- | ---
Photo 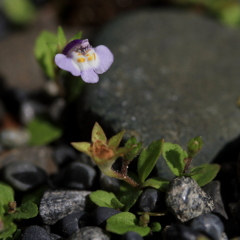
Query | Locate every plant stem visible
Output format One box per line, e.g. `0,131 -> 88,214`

183,157 -> 192,174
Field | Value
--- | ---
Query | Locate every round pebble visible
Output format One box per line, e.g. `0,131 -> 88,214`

3,161 -> 47,191
166,176 -> 214,222
22,225 -> 51,240
121,231 -> 144,240
92,207 -> 121,227
57,211 -> 87,237
189,213 -> 225,240
52,161 -> 96,190
138,188 -> 164,212
100,173 -> 120,193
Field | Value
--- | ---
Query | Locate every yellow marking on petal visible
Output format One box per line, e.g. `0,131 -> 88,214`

93,53 -> 96,60
78,53 -> 82,56
87,56 -> 93,61
77,58 -> 85,62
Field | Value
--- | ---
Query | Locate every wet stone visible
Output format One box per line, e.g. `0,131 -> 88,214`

2,161 -> 47,191
202,181 -> 228,219
40,190 -> 91,225
52,162 -> 97,190
22,225 -> 51,240
138,188 -> 164,212
68,226 -> 110,240
92,207 -> 121,227
81,9 -> 240,180
56,211 -> 87,237
100,173 -> 120,193
189,213 -> 225,240
165,177 -> 214,222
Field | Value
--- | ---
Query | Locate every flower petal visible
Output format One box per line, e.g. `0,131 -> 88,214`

81,69 -> 99,83
94,45 -> 114,74
55,54 -> 81,76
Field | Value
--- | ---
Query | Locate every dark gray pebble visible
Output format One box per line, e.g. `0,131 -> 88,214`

49,233 -> 64,240
138,188 -> 164,212
165,224 -> 202,240
100,173 -> 120,193
52,162 -> 96,190
189,213 -> 225,240
68,226 -> 110,240
92,207 -> 121,227
121,231 -> 144,240
3,161 -> 47,191
53,144 -> 77,167
202,181 -> 228,219
56,211 -> 88,237
22,225 -> 51,240
40,190 -> 91,225
166,177 -> 214,222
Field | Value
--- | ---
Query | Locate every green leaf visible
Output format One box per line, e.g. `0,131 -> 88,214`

108,131 -> 125,149
89,190 -> 124,209
187,136 -> 203,158
0,182 -> 14,214
11,202 -> 38,219
117,182 -> 142,211
91,123 -> 107,143
34,31 -> 58,79
21,186 -> 47,206
124,137 -> 142,162
162,142 -> 188,176
69,31 -> 82,41
71,142 -> 91,156
138,139 -> 164,183
57,26 -> 67,50
220,5 -> 240,27
0,221 -> 17,240
182,166 -> 205,177
2,0 -> 36,25
140,177 -> 169,192
191,163 -> 220,187
150,222 -> 161,232
27,117 -> 62,146
106,212 -> 151,236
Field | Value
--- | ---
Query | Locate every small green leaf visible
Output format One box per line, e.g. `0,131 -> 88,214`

124,137 -> 142,162
117,182 -> 142,211
91,123 -> 107,143
57,26 -> 67,50
0,182 -> 14,214
2,0 -> 36,25
71,142 -> 91,156
11,202 -> 38,219
140,177 -> 169,192
187,136 -> 203,158
182,166 -> 205,177
150,222 -> 161,232
138,139 -> 164,183
69,31 -> 82,41
191,164 -> 220,187
108,131 -> 125,149
162,142 -> 188,176
27,117 -> 62,146
0,221 -> 17,240
106,212 -> 151,236
89,190 -> 124,209
34,31 -> 58,79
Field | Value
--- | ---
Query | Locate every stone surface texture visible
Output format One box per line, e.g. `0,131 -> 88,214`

68,226 -> 110,240
81,9 -> 240,179
165,177 -> 214,222
39,190 -> 91,225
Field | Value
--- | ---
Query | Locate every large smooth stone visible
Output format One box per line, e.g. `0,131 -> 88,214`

81,10 -> 240,179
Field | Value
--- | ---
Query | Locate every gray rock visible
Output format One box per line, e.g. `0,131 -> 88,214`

190,214 -> 225,240
22,225 -> 51,240
0,146 -> 57,175
68,227 -> 109,240
202,181 -> 228,219
0,128 -> 30,148
81,10 -> 240,179
165,177 -> 214,222
39,190 -> 91,225
3,161 -> 47,191
100,173 -> 120,193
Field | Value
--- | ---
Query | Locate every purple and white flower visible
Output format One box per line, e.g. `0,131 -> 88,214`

55,39 -> 114,83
